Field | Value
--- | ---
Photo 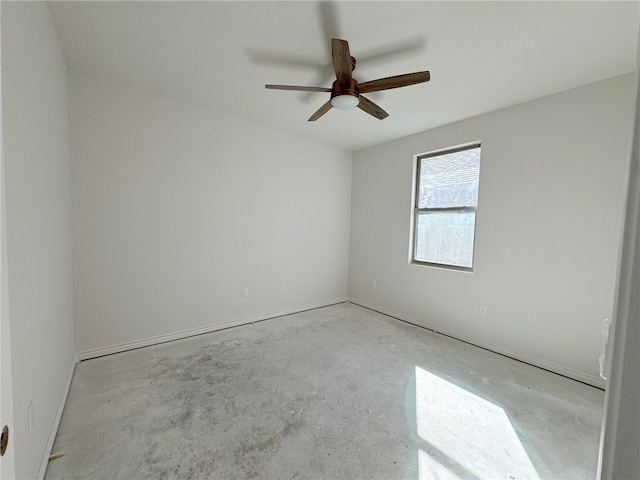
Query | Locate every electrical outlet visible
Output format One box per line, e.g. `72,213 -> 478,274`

479,304 -> 487,316
27,401 -> 34,432
243,288 -> 249,297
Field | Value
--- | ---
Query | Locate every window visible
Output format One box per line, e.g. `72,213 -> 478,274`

412,143 -> 481,271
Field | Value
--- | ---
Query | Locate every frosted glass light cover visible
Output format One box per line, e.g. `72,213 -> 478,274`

331,95 -> 360,110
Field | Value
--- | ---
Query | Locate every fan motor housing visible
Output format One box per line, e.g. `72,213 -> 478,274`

331,78 -> 360,101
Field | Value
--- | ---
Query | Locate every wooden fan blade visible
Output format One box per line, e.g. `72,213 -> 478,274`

299,67 -> 337,102
358,95 -> 389,120
266,84 -> 332,93
318,2 -> 340,52
357,37 -> 425,66
358,71 -> 430,94
308,100 -> 333,121
331,38 -> 352,86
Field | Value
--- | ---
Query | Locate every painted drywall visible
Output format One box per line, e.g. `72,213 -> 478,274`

0,182 -> 16,480
1,2 -> 75,479
0,3 -> 17,478
348,74 -> 634,386
598,63 -> 640,478
70,71 -> 352,353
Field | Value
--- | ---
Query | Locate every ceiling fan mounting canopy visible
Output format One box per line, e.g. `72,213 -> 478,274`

265,38 -> 430,121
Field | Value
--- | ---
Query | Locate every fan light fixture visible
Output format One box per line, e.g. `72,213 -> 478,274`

331,94 -> 360,110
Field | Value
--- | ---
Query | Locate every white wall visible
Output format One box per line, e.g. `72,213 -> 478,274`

349,74 -> 635,386
70,72 -> 352,353
0,3 -> 16,478
1,2 -> 75,479
599,57 -> 640,478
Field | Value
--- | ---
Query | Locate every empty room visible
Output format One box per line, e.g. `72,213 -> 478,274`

1,1 -> 639,479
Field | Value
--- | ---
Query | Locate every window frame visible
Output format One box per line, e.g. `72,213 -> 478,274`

411,142 -> 481,272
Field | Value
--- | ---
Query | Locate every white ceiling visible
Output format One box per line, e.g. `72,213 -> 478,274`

48,1 -> 639,152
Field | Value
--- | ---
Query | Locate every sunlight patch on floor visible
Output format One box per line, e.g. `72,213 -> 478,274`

415,366 -> 540,480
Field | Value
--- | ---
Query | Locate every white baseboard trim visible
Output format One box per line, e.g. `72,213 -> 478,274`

347,297 -> 605,389
33,296 -> 601,478
37,355 -> 77,480
75,297 -> 349,362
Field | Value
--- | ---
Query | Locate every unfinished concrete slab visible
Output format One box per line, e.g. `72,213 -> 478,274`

45,303 -> 603,479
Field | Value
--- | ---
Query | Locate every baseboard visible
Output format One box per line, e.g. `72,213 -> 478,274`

347,297 -> 605,389
33,296 -> 601,478
75,297 -> 349,362
37,355 -> 77,480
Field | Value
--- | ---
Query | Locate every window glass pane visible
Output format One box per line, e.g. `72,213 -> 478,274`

415,210 -> 476,268
418,147 -> 480,208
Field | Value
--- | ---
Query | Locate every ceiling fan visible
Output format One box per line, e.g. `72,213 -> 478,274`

265,38 -> 430,121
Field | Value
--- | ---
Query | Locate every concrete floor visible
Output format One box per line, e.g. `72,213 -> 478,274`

45,303 -> 603,479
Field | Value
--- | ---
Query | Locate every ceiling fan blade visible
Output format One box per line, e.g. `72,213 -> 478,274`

247,49 -> 325,70
266,85 -> 332,93
358,71 -> 430,94
331,38 -> 352,86
318,2 -> 340,52
357,37 -> 425,67
358,95 -> 389,120
300,66 -> 337,102
308,100 -> 333,121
